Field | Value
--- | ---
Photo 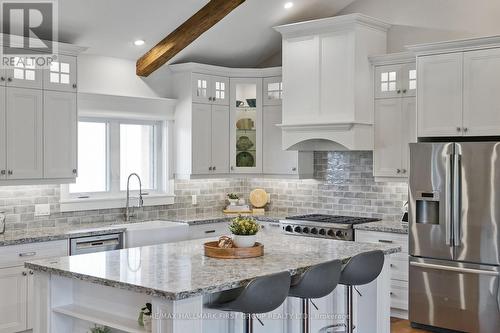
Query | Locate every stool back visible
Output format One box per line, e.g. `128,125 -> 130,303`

340,250 -> 384,286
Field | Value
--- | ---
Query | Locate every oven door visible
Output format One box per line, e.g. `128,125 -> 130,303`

409,257 -> 500,333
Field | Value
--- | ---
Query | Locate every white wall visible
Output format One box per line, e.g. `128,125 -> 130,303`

340,0 -> 500,52
77,54 -> 174,98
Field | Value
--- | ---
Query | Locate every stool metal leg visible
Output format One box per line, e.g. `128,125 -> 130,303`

346,285 -> 354,333
301,298 -> 310,333
244,314 -> 253,333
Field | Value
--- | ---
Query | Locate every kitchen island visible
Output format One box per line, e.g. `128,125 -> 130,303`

26,228 -> 400,333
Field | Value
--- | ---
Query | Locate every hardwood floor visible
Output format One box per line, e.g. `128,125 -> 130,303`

391,318 -> 432,333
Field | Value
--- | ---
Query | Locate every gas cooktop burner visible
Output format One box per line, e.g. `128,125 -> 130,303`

286,214 -> 381,225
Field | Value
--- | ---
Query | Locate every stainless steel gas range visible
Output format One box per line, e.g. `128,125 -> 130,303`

279,214 -> 381,241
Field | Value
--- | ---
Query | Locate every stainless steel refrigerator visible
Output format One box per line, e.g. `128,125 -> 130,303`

409,142 -> 500,333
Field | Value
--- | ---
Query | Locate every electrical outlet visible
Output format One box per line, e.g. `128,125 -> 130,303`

35,204 -> 50,216
192,195 -> 197,205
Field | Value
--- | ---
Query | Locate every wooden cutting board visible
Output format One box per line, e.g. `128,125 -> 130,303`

249,188 -> 268,208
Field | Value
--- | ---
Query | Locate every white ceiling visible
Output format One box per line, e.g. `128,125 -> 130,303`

58,0 -> 357,67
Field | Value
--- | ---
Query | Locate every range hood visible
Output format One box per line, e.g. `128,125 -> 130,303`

274,14 -> 390,151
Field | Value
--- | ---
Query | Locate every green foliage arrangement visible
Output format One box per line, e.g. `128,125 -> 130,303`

227,193 -> 239,200
229,216 -> 260,236
89,325 -> 111,333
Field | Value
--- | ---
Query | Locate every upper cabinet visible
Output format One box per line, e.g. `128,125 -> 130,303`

170,64 -> 313,179
230,77 -> 263,173
192,73 -> 229,105
4,55 -> 43,89
375,63 -> 416,99
44,55 -> 78,92
409,36 -> 500,137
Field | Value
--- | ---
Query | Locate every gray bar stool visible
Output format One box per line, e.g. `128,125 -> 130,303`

207,271 -> 291,333
289,260 -> 342,333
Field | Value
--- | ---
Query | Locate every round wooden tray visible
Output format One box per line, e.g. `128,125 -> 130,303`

204,241 -> 264,259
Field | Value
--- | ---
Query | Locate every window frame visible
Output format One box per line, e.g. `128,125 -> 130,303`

60,117 -> 174,212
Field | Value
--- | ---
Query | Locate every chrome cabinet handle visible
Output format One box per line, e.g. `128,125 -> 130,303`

7,170 -> 13,175
7,77 -> 12,82
292,167 -> 297,172
402,169 -> 407,174
410,262 -> 499,276
209,166 -> 213,171
72,83 -> 77,89
378,239 -> 393,244
204,230 -> 216,234
230,166 -> 234,171
22,271 -> 27,276
0,77 -> 4,81
0,170 -> 5,175
213,166 -> 216,171
463,127 -> 468,133
72,169 -> 77,174
19,252 -> 37,257
397,89 -> 401,94
402,89 -> 407,93
396,169 -> 401,174
456,127 -> 461,132
29,270 -> 34,275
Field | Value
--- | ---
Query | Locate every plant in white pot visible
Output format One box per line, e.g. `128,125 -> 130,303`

227,193 -> 239,206
229,216 -> 260,248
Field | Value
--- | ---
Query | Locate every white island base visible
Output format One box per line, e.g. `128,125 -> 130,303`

31,258 -> 391,333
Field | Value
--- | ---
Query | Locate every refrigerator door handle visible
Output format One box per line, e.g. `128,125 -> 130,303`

410,262 -> 499,276
445,154 -> 453,246
453,153 -> 462,247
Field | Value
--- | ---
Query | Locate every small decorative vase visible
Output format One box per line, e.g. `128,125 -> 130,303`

143,315 -> 152,332
232,234 -> 257,248
228,199 -> 238,206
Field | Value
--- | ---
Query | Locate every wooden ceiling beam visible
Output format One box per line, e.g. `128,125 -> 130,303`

136,0 -> 246,77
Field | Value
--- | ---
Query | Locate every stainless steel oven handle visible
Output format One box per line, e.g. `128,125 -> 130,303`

410,262 -> 499,276
445,154 -> 453,246
453,153 -> 461,247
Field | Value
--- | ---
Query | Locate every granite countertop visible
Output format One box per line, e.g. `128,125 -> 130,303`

173,213 -> 286,225
25,229 -> 401,301
353,220 -> 408,234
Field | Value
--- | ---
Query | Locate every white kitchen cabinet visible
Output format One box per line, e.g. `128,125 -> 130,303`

0,89 -> 5,179
43,54 -> 77,92
192,73 -> 229,106
263,105 -> 313,177
230,77 -> 263,174
355,229 -> 409,319
43,91 -> 77,179
0,266 -> 27,333
374,97 -> 416,179
463,48 -> 500,136
189,222 -> 229,240
263,76 -> 283,106
417,53 -> 463,137
5,88 -> 43,180
191,103 -> 229,175
375,63 -> 416,99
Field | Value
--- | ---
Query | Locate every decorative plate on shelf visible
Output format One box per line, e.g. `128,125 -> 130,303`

236,136 -> 254,150
236,151 -> 255,167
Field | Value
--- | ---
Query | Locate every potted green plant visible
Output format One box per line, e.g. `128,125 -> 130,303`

227,193 -> 239,206
138,302 -> 152,331
229,216 -> 260,248
89,325 -> 111,333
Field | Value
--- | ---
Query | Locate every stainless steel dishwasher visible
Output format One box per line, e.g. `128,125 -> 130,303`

70,233 -> 124,255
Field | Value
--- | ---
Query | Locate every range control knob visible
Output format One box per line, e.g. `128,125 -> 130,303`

294,226 -> 302,233
310,228 -> 318,235
335,230 -> 345,239
319,229 -> 326,236
327,229 -> 335,237
285,225 -> 293,233
302,227 -> 310,234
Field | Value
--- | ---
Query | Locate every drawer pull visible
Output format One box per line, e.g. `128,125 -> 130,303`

378,240 -> 393,244
205,230 -> 216,234
19,252 -> 37,257
390,264 -> 394,267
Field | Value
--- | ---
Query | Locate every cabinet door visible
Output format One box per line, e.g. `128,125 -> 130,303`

263,76 -> 283,106
191,103 -> 212,174
417,53 -> 463,137
6,88 -> 43,179
0,69 -> 5,86
0,88 -> 5,179
375,65 -> 403,99
402,63 -> 417,98
230,78 -> 263,173
5,56 -> 43,89
211,76 -> 229,106
211,105 -> 229,174
192,73 -> 212,104
463,48 -> 500,136
0,266 -> 27,333
401,97 -> 417,175
43,55 -> 77,92
263,105 -> 298,175
43,91 -> 77,179
374,99 -> 403,178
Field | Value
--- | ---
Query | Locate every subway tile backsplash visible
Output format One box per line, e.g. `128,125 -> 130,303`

0,151 -> 407,232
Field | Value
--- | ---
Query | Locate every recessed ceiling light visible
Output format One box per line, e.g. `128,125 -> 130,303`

284,2 -> 294,9
134,39 -> 145,46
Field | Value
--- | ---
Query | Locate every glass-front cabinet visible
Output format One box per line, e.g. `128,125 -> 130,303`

375,63 -> 416,99
230,78 -> 263,173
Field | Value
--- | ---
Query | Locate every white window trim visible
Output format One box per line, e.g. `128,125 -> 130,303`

60,118 -> 175,212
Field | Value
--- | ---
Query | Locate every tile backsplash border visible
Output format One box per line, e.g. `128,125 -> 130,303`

0,151 -> 408,232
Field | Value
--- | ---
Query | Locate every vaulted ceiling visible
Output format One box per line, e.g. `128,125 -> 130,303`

57,0 -> 357,67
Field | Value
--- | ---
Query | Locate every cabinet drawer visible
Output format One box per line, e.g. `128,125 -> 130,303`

0,240 -> 68,268
355,230 -> 408,253
390,256 -> 409,282
189,222 -> 229,240
390,280 -> 409,311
